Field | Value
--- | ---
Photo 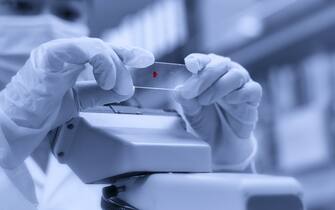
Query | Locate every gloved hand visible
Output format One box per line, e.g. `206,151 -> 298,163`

174,53 -> 262,171
0,37 -> 154,168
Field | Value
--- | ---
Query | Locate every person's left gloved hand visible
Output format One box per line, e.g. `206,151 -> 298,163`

0,38 -> 154,205
174,53 -> 262,171
0,38 -> 155,170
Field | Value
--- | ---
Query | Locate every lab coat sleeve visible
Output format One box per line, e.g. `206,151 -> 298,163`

181,103 -> 258,172
0,164 -> 38,210
0,94 -> 65,205
0,103 -> 59,170
0,108 -> 48,205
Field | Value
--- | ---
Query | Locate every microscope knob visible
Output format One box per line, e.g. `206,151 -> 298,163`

103,185 -> 123,198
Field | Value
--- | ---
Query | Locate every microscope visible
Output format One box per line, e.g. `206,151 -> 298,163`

51,63 -> 305,210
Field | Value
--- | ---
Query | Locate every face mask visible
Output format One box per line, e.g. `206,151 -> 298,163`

0,14 -> 89,90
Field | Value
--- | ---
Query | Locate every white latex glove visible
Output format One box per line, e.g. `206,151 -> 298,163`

0,37 -> 155,169
175,53 -> 262,171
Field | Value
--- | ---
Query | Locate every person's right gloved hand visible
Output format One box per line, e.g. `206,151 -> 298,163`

174,53 -> 261,171
0,37 -> 155,169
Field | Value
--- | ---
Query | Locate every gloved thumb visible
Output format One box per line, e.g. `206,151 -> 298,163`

109,44 -> 155,68
52,81 -> 132,129
74,80 -> 131,110
184,53 -> 211,74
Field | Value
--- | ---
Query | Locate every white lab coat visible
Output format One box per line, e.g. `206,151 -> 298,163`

0,140 -> 103,210
0,166 -> 37,210
0,69 -> 102,210
25,155 -> 104,210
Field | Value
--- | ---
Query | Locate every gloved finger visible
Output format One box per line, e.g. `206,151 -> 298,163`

38,38 -> 103,68
173,86 -> 203,116
179,54 -> 231,99
222,102 -> 259,124
40,38 -> 138,96
109,44 -> 155,68
196,68 -> 250,105
74,81 -> 133,110
107,45 -> 154,96
106,47 -> 135,96
71,38 -> 134,95
31,40 -> 83,75
224,110 -> 256,139
230,61 -> 251,81
88,52 -> 117,90
223,80 -> 262,106
184,53 -> 211,74
38,38 -> 118,90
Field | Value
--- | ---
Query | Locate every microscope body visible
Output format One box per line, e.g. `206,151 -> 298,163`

52,106 -> 304,210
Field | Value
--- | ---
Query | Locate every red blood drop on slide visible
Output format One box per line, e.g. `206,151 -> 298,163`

152,71 -> 158,78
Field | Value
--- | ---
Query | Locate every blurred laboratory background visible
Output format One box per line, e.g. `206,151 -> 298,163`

87,0 -> 335,209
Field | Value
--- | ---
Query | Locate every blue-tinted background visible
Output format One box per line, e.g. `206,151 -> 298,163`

88,1 -> 335,209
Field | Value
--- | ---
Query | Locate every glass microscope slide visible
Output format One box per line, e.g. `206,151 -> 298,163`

131,62 -> 192,91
